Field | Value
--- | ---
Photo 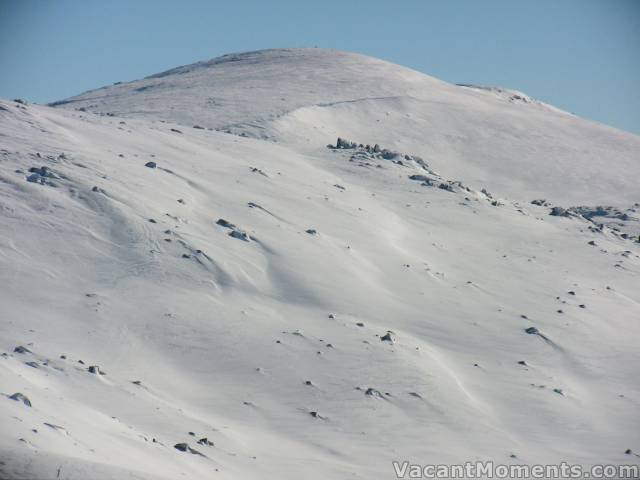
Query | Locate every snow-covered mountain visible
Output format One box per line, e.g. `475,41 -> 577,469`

1,48 -> 639,479
51,48 -> 640,206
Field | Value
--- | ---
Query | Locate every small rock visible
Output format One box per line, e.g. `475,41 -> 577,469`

144,161 -> 157,168
408,174 -> 431,182
174,443 -> 189,452
14,346 -> 31,354
549,207 -> 569,217
216,218 -> 236,229
9,392 -> 31,407
365,387 -> 384,398
88,365 -> 105,375
229,230 -> 249,241
380,331 -> 395,343
525,327 -> 539,335
305,229 -> 317,235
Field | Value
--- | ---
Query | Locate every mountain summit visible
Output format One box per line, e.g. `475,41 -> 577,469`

52,48 -> 640,205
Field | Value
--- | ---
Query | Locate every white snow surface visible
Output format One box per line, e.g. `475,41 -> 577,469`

0,48 -> 639,479
53,48 -> 640,206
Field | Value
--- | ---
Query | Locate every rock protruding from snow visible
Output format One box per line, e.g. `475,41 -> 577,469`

9,393 -> 32,407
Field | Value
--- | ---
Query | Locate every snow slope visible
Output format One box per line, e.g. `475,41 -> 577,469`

52,48 -> 640,206
1,49 -> 639,479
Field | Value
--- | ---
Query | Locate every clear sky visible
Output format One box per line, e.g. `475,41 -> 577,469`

1,0 -> 638,134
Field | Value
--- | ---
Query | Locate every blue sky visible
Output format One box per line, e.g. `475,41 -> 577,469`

1,0 -> 639,133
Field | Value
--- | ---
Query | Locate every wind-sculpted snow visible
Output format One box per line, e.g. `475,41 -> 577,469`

52,48 -> 640,205
1,49 -> 640,480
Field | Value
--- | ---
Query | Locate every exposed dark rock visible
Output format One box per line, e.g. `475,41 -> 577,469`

88,365 -> 106,375
380,331 -> 395,343
13,346 -> 31,354
229,230 -> 249,241
144,161 -> 157,168
549,207 -> 569,217
250,167 -> 268,177
9,392 -> 31,407
216,218 -> 236,229
365,387 -> 384,398
335,137 -> 357,149
408,174 -> 430,182
525,327 -> 539,335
